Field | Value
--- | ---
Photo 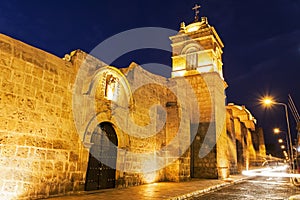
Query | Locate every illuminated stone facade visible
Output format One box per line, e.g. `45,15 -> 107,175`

0,16 -> 264,199
226,103 -> 266,172
0,34 -> 194,199
170,16 -> 228,179
0,34 -> 89,199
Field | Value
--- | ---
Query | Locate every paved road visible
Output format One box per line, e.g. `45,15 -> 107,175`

195,176 -> 300,200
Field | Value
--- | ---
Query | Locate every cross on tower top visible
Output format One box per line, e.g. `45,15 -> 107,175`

192,4 -> 201,22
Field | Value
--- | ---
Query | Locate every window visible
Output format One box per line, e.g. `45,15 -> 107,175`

186,53 -> 197,70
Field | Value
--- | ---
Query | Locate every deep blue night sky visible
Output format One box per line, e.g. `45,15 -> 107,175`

1,0 -> 300,157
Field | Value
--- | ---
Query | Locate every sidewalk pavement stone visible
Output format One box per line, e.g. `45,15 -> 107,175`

47,175 -> 252,200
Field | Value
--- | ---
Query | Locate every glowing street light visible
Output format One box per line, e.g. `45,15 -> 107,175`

262,96 -> 294,171
274,128 -> 290,160
281,145 -> 285,149
274,128 -> 280,134
263,98 -> 273,105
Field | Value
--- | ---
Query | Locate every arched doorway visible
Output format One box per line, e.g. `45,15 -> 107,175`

85,122 -> 118,191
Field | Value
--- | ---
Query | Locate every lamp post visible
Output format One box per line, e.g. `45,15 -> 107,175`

263,97 -> 294,171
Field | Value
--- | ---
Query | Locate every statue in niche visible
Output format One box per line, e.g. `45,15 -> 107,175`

104,74 -> 118,100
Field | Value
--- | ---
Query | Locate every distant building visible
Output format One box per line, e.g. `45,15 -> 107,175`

226,103 -> 266,172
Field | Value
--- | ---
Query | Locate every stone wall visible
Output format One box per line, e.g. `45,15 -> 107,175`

226,109 -> 238,174
117,64 -> 191,183
0,34 -> 88,199
187,72 -> 228,179
69,54 -> 192,187
0,33 -> 194,199
226,103 -> 264,171
247,130 -> 256,166
257,127 -> 266,158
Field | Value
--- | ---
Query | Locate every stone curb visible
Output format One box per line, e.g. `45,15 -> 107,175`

168,176 -> 254,200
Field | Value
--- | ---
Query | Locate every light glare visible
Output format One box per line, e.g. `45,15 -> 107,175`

261,96 -> 277,107
241,165 -> 300,179
274,128 -> 280,134
264,99 -> 271,104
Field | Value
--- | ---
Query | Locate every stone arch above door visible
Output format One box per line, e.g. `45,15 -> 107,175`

73,65 -> 133,146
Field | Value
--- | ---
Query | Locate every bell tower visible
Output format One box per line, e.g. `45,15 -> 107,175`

170,6 -> 224,79
170,5 -> 229,179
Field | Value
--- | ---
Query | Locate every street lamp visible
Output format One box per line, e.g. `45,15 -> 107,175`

274,128 -> 290,160
274,128 -> 280,134
263,97 -> 294,171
